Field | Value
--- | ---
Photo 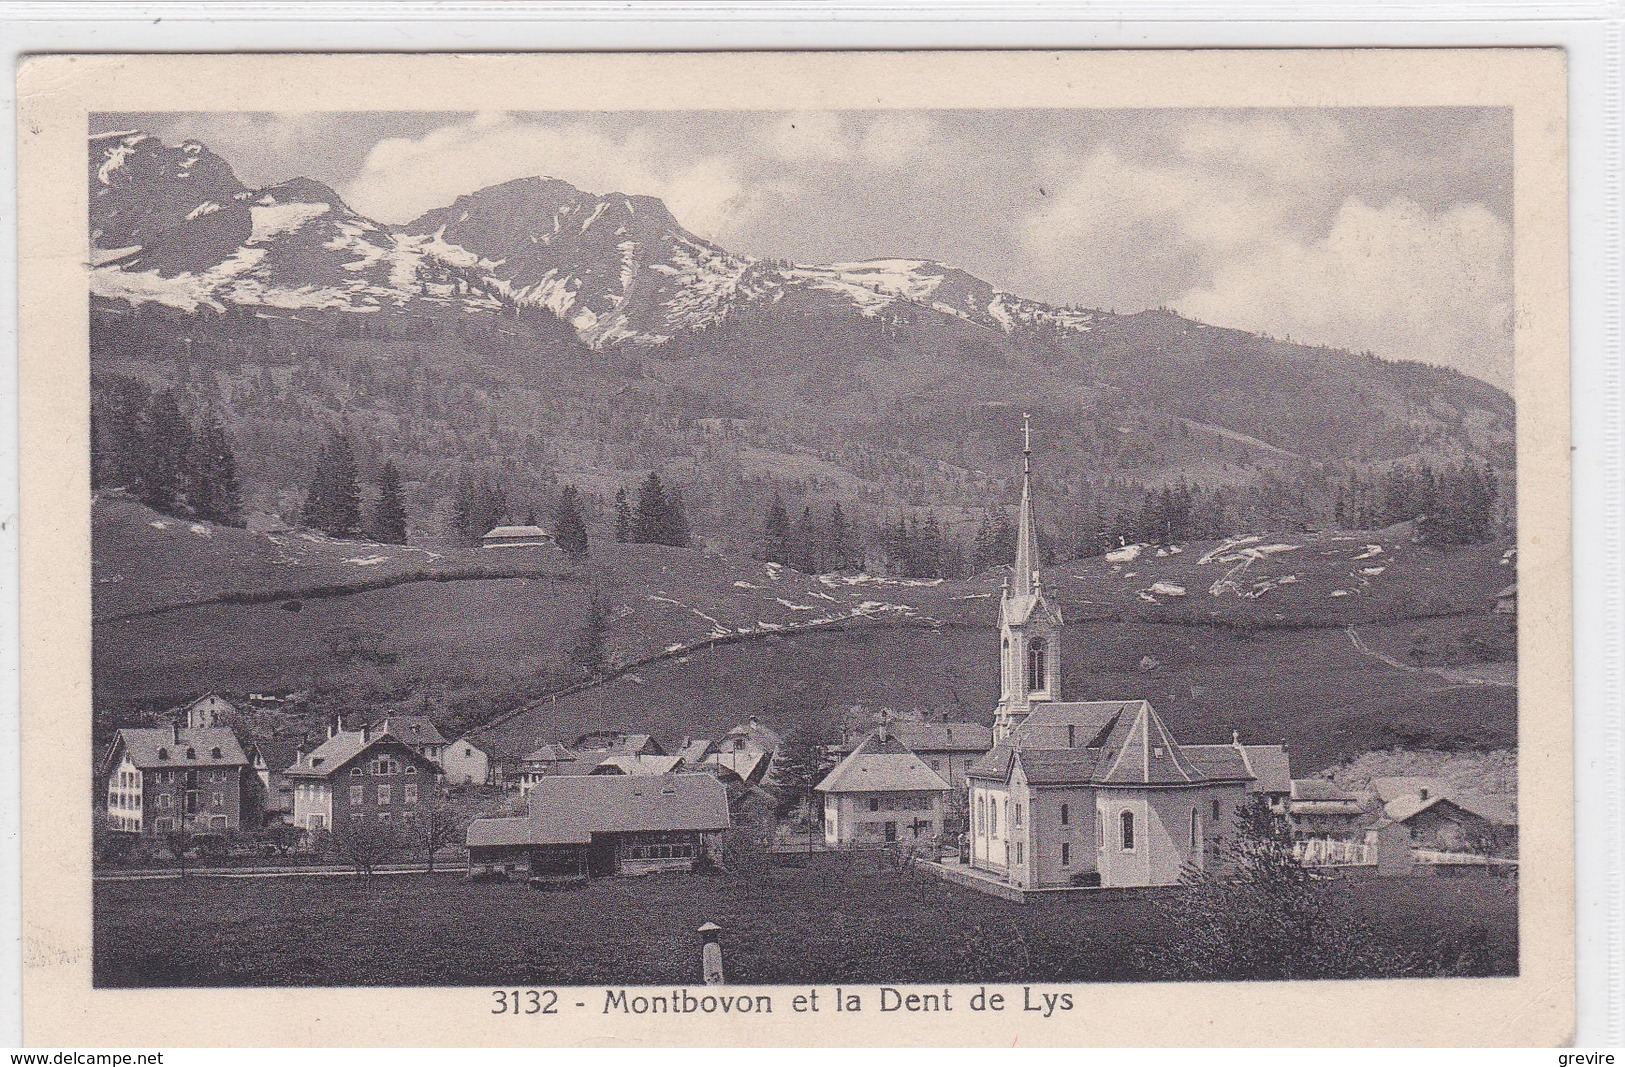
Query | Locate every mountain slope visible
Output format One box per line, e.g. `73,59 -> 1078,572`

86,131 -> 1516,539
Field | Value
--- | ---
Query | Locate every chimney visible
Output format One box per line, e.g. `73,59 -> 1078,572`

748,717 -> 760,731
1232,730 -> 1241,747
1067,724 -> 1076,748
170,722 -> 180,745
1419,787 -> 1429,801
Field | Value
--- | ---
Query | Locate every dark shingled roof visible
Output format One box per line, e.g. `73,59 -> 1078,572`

968,701 -> 1267,788
249,740 -> 301,774
284,730 -> 438,780
1014,748 -> 1104,785
887,721 -> 994,753
371,715 -> 447,747
1009,701 -> 1135,750
466,773 -> 731,847
1181,745 -> 1254,783
108,727 -> 248,771
816,733 -> 951,794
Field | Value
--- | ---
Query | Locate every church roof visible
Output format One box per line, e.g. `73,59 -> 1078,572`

970,701 -> 1259,789
1010,701 -> 1135,749
816,732 -> 951,794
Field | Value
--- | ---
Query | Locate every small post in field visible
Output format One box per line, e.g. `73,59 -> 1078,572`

699,921 -> 724,985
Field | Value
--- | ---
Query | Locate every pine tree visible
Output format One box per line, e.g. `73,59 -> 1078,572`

826,501 -> 850,572
302,431 -> 362,537
790,505 -> 820,573
136,389 -> 195,515
613,488 -> 632,543
634,472 -> 669,545
367,460 -> 409,544
554,484 -> 589,557
663,487 -> 691,548
972,511 -> 996,573
761,491 -> 791,564
90,372 -> 150,492
189,412 -> 244,527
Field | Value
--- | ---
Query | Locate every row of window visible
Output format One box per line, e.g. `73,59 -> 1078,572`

624,841 -> 696,861
864,794 -> 934,813
147,770 -> 231,784
153,746 -> 226,762
349,783 -> 418,806
353,756 -> 414,776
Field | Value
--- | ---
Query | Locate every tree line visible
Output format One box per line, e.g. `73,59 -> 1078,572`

91,371 -> 243,526
613,472 -> 690,548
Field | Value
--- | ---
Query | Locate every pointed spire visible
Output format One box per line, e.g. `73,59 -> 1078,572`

1011,412 -> 1040,599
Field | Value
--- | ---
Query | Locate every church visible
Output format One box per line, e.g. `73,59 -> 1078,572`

963,418 -> 1288,891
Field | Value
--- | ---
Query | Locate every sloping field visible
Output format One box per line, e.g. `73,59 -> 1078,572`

93,496 -> 1516,772
482,617 -> 1515,775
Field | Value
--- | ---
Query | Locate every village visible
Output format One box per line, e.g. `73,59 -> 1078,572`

96,426 -> 1519,901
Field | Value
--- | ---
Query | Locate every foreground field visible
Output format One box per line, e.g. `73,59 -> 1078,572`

94,853 -> 1517,987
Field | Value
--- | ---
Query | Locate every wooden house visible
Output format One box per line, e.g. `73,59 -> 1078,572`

466,773 -> 731,881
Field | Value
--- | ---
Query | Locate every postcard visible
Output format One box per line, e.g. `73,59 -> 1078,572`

16,49 -> 1571,1045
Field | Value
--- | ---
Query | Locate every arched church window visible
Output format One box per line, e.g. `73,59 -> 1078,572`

1120,810 -> 1135,851
1027,638 -> 1047,691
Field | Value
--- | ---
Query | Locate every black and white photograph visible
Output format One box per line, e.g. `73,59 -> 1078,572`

80,94 -> 1530,990
4,46 -> 1577,1048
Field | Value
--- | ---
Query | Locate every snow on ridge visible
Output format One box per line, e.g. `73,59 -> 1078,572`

90,246 -> 141,267
97,137 -> 148,185
186,201 -> 222,221
249,201 -> 330,245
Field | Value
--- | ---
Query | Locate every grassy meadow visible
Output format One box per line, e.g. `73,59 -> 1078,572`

94,853 -> 1517,987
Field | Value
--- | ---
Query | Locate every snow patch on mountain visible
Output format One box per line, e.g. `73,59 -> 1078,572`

97,137 -> 147,185
249,201 -> 330,245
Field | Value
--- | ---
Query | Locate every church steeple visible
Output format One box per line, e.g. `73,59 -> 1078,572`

1011,412 -> 1040,600
994,413 -> 1062,744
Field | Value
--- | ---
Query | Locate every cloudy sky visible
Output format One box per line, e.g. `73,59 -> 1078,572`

101,108 -> 1514,389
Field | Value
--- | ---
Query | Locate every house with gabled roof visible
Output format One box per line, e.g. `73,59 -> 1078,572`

100,724 -> 251,836
443,735 -> 498,787
283,722 -> 442,835
466,772 -> 731,880
816,730 -> 951,848
368,715 -> 448,768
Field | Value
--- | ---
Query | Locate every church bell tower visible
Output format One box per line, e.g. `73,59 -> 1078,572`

993,414 -> 1063,744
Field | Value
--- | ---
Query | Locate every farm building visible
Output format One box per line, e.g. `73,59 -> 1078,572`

816,731 -> 951,848
517,743 -> 580,793
1283,778 -> 1369,839
175,693 -> 237,729
465,773 -> 731,880
99,724 -> 251,836
480,525 -> 557,549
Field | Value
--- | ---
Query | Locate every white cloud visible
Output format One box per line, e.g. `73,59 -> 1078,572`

342,113 -> 762,238
856,113 -> 939,169
1017,115 -> 1512,387
1176,197 -> 1512,389
761,111 -> 852,163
